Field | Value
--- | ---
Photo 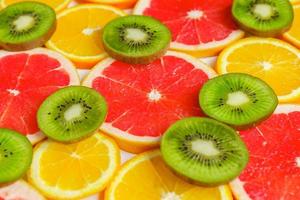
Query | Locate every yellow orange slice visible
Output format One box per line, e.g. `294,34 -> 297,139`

105,150 -> 233,200
283,5 -> 300,48
79,0 -> 137,9
46,4 -> 126,69
0,0 -> 71,12
28,133 -> 120,199
217,37 -> 300,103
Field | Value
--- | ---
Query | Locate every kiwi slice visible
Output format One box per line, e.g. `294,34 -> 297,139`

0,1 -> 56,51
102,15 -> 171,64
0,129 -> 32,183
161,117 -> 249,186
232,0 -> 293,37
37,86 -> 107,142
199,73 -> 278,128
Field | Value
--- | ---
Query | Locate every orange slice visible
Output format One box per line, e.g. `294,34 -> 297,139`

105,150 -> 233,200
28,133 -> 120,199
217,37 -> 300,103
46,4 -> 126,69
0,0 -> 71,12
79,0 -> 137,9
283,5 -> 300,48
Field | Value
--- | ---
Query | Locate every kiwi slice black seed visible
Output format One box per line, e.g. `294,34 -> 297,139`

0,129 -> 32,183
232,0 -> 294,37
102,15 -> 171,64
37,86 -> 108,142
0,1 -> 56,51
161,117 -> 249,186
199,73 -> 278,128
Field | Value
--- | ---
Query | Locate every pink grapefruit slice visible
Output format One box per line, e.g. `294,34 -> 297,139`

133,0 -> 244,57
82,51 -> 216,153
231,104 -> 300,200
0,48 -> 80,144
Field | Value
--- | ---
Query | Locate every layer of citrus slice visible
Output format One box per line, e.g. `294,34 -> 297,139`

105,150 -> 233,200
283,5 -> 300,48
46,4 -> 126,69
217,37 -> 300,103
0,0 -> 71,12
133,0 -> 244,57
82,51 -> 216,153
80,0 -> 137,9
0,48 -> 80,144
231,104 -> 300,200
0,180 -> 45,200
28,133 -> 120,199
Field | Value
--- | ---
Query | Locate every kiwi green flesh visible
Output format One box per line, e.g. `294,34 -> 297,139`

102,15 -> 171,64
0,1 -> 56,50
161,117 -> 249,186
0,129 -> 32,183
199,73 -> 278,128
37,86 -> 108,143
232,0 -> 293,37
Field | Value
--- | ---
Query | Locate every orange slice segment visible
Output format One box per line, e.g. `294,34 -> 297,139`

283,5 -> 300,48
0,0 -> 72,12
46,4 -> 126,69
217,37 -> 300,103
105,150 -> 233,200
28,133 -> 120,199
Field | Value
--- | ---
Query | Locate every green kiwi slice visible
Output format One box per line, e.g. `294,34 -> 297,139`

161,117 -> 249,186
0,129 -> 32,183
102,15 -> 171,64
37,86 -> 107,142
232,0 -> 294,37
0,1 -> 56,51
199,73 -> 278,128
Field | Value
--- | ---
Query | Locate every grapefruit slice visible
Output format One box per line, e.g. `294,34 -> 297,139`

231,104 -> 300,200
133,0 -> 244,57
0,48 -> 80,144
82,51 -> 216,153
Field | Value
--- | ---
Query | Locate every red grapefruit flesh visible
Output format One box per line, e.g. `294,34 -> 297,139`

0,48 -> 80,144
83,51 -> 216,153
134,0 -> 244,57
231,104 -> 300,200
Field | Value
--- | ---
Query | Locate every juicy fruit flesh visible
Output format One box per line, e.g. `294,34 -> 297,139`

0,53 -> 72,136
199,73 -> 278,126
232,0 -> 293,36
234,107 -> 300,200
13,15 -> 35,32
0,129 -> 32,183
102,15 -> 171,59
161,118 -> 249,186
220,38 -> 300,100
37,86 -> 107,142
0,2 -> 56,43
90,55 -> 211,137
139,0 -> 239,45
108,150 -> 228,200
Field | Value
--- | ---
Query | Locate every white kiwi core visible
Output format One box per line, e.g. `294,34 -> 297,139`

191,139 -> 220,157
253,4 -> 274,20
64,104 -> 83,121
125,28 -> 148,42
13,15 -> 35,32
226,91 -> 250,106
